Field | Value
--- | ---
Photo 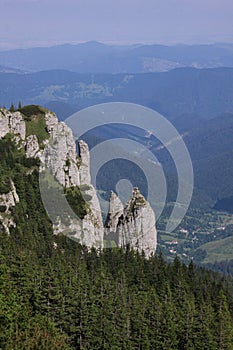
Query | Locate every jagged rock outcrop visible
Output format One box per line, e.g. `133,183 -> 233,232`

0,108 -> 80,187
44,111 -> 58,133
49,180 -> 104,249
9,111 -> 26,141
105,191 -> 124,237
0,108 -> 104,248
39,112 -> 104,248
43,121 -> 80,187
53,211 -> 103,249
25,135 -> 40,158
105,188 -> 157,257
78,140 -> 91,185
0,180 -> 19,211
40,114 -> 93,189
0,108 -> 25,141
0,109 -> 10,138
0,107 -> 157,255
0,181 -> 19,234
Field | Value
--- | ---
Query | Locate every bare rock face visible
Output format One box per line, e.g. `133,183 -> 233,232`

0,109 -> 10,138
43,121 -> 80,187
120,188 -> 157,257
105,188 -> 157,257
0,181 -> 19,234
0,109 -> 25,141
82,212 -> 103,248
83,184 -> 104,242
41,115 -> 104,248
47,180 -> 104,249
42,115 -> 96,189
0,109 -> 93,191
78,140 -> 91,185
44,112 -> 58,133
9,111 -> 26,141
0,180 -> 19,210
105,192 -> 124,243
41,117 -> 92,189
53,210 -> 103,249
25,135 -> 40,158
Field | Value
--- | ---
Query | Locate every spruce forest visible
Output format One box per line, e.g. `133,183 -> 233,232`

1,135 -> 233,349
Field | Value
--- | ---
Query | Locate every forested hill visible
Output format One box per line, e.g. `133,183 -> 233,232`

1,67 -> 233,120
0,136 -> 233,349
1,229 -> 233,349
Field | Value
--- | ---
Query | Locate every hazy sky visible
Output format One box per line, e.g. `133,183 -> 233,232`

0,0 -> 232,49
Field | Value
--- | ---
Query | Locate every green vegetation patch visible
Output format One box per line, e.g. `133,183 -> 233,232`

103,239 -> 117,248
19,105 -> 50,146
0,173 -> 11,194
0,135 -> 23,194
200,236 -> 233,264
0,205 -> 7,213
65,186 -> 90,220
135,196 -> 146,206
19,104 -> 50,118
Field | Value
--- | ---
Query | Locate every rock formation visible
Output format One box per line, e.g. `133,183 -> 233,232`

25,135 -> 40,158
0,108 -> 25,141
78,140 -> 91,185
0,180 -> 19,234
43,121 -> 80,187
0,107 -> 157,255
104,191 -> 124,246
105,188 -> 157,257
38,112 -> 104,248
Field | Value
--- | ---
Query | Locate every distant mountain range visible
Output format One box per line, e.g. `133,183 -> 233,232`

81,111 -> 233,209
0,65 -> 25,74
1,67 -> 233,121
1,66 -> 233,209
0,41 -> 233,73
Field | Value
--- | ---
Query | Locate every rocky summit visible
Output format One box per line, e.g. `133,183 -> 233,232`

0,105 -> 157,256
105,188 -> 157,257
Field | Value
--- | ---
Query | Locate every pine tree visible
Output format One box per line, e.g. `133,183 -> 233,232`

216,290 -> 233,350
9,102 -> 15,112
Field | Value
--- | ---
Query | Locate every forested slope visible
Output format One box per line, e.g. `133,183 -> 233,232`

0,135 -> 233,349
1,231 -> 233,349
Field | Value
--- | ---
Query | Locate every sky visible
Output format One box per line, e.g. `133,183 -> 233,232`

0,0 -> 232,50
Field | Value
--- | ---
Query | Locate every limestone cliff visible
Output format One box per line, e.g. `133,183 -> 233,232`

43,120 -> 80,187
105,191 -> 124,246
0,180 -> 19,234
105,188 -> 157,257
0,108 -> 25,141
78,140 -> 91,185
0,106 -> 104,248
40,115 -> 104,248
25,135 -> 40,158
0,106 -> 157,255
